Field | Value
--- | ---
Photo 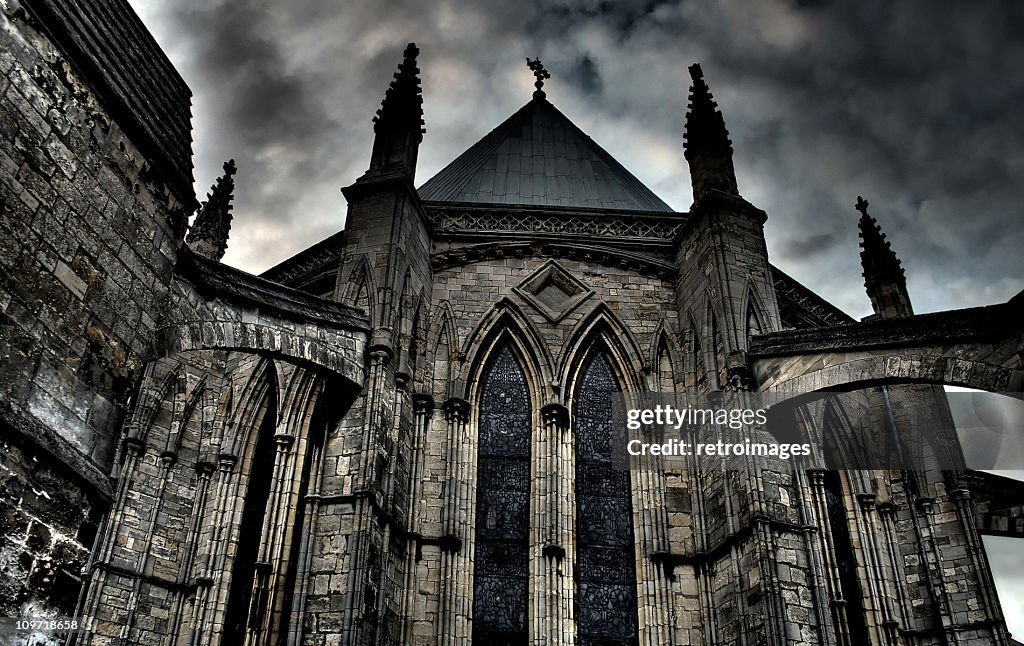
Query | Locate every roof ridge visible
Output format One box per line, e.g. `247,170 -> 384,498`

417,97 -> 672,212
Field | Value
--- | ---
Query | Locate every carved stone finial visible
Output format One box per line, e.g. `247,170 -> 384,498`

526,57 -> 550,99
683,62 -> 738,198
186,159 -> 237,262
855,195 -> 869,216
366,43 -> 425,177
856,195 -> 913,318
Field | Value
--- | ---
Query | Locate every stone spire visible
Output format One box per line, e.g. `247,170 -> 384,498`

683,63 -> 739,200
856,196 -> 913,318
186,159 -> 236,262
367,42 -> 425,178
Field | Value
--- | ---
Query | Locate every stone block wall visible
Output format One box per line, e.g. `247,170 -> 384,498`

0,3 -> 190,629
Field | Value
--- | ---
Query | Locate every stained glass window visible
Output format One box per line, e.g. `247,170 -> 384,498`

473,345 -> 531,644
574,353 -> 639,645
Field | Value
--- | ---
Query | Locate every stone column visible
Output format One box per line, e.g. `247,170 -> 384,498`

438,397 -> 470,646
949,487 -> 1011,645
401,393 -> 434,643
536,403 -> 573,645
190,453 -> 238,646
806,468 -> 852,646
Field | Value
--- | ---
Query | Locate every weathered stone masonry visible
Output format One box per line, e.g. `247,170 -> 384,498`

2,2 -> 1023,645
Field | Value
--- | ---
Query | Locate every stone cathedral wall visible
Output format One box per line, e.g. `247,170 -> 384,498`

0,2 -> 190,627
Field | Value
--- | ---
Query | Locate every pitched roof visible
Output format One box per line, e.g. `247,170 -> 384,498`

417,96 -> 673,212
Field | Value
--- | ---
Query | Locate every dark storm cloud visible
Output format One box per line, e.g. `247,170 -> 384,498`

129,0 -> 1022,321
778,232 -> 839,260
126,2 -> 1022,632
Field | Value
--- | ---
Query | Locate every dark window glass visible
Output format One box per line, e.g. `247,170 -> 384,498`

574,353 -> 639,646
473,346 -> 531,644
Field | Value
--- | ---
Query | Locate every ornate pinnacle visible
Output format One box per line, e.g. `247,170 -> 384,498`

186,159 -> 236,262
684,63 -> 733,156
855,195 -> 869,216
857,195 -> 903,279
526,57 -> 550,99
373,42 -> 425,143
856,195 -> 913,317
683,63 -> 738,198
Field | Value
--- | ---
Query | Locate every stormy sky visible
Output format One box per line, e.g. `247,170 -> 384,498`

126,0 -> 1023,321
124,0 -> 1023,635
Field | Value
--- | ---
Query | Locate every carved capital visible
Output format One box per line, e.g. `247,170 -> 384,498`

856,492 -> 876,511
438,534 -> 462,554
368,329 -> 395,364
123,436 -> 146,456
915,496 -> 936,513
949,487 -> 971,503
442,397 -> 470,423
805,468 -> 827,484
541,403 -> 569,428
411,393 -> 435,416
542,544 -> 566,561
274,434 -> 295,448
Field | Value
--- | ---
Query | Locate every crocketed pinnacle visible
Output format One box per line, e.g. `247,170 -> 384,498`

186,159 -> 236,262
365,43 -> 426,179
683,63 -> 738,198
683,63 -> 733,160
857,196 -> 906,285
856,195 -> 913,317
373,42 -> 425,144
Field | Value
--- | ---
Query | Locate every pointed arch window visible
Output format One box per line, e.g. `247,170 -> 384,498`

473,345 -> 531,644
574,352 -> 639,645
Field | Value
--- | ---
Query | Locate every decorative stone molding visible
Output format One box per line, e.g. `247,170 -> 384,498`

514,260 -> 594,323
427,205 -> 684,240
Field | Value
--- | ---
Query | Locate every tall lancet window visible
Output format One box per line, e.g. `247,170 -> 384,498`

473,345 -> 531,644
574,353 -> 639,645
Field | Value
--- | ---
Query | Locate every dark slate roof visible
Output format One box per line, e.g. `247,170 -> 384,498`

25,0 -> 196,208
418,97 -> 672,212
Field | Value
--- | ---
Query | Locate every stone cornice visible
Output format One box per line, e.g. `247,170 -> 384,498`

431,241 -> 677,279
424,202 -> 686,243
749,300 -> 1018,358
176,249 -> 369,331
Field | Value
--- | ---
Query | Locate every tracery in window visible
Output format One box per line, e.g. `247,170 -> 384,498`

574,352 -> 639,645
472,345 -> 531,644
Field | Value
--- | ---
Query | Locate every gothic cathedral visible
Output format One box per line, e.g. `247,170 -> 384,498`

2,3 -> 1023,646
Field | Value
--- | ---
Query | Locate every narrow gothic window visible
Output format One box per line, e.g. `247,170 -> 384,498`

574,353 -> 639,645
473,345 -> 531,644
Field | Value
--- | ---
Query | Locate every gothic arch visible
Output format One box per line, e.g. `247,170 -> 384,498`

704,294 -> 724,388
406,295 -> 428,388
759,355 -> 1024,409
460,298 -> 554,403
124,362 -> 182,446
469,343 -> 534,643
685,309 -> 706,391
221,356 -> 276,461
647,319 -> 682,379
558,302 -> 646,407
570,348 -> 641,645
162,374 -> 207,456
742,283 -> 769,339
340,254 -> 377,322
428,301 -> 458,400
